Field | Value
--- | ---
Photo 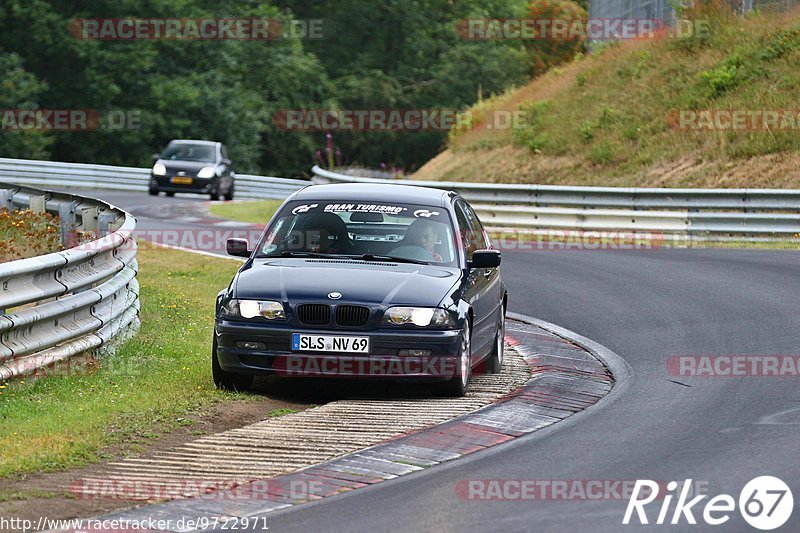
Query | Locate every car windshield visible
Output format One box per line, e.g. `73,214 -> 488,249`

162,143 -> 215,162
256,201 -> 458,266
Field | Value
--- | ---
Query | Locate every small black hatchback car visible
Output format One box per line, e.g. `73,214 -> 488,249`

213,183 -> 507,396
149,139 -> 235,200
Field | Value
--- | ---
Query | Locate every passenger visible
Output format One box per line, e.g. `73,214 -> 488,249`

403,219 -> 443,261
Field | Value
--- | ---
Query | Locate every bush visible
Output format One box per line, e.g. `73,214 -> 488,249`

525,0 -> 588,77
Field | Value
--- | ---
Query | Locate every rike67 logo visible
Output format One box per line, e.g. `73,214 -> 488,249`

624,477 -> 793,530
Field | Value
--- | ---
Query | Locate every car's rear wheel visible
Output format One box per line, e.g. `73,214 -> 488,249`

439,321 -> 471,397
486,306 -> 505,374
212,337 -> 253,391
148,187 -> 158,196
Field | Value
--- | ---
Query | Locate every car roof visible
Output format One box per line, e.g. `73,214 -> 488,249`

167,139 -> 219,146
291,183 -> 454,207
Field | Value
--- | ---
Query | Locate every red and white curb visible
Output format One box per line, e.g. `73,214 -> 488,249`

58,315 -> 626,532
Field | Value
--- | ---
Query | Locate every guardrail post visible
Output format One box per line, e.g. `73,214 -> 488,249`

59,201 -> 78,247
81,206 -> 100,232
98,211 -> 116,236
29,195 -> 45,214
0,189 -> 13,211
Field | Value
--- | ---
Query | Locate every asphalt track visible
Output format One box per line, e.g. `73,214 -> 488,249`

76,190 -> 800,532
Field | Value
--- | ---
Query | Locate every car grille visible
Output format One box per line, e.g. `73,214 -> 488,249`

335,305 -> 371,327
296,304 -> 331,325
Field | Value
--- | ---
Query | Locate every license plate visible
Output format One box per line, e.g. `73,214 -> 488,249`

171,176 -> 193,185
292,333 -> 370,353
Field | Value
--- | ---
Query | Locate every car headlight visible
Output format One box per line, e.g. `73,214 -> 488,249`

383,307 -> 455,327
152,163 -> 167,176
220,299 -> 285,320
197,166 -> 216,179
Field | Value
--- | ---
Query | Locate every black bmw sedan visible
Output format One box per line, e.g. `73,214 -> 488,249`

149,139 -> 235,200
213,184 -> 507,396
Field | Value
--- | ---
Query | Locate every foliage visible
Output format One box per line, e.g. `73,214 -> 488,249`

525,0 -> 587,76
0,209 -> 61,262
414,7 -> 800,189
0,0 -> 532,176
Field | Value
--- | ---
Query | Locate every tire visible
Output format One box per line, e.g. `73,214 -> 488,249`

209,183 -> 221,201
165,191 -> 175,197
212,337 -> 253,391
148,188 -> 158,196
486,307 -> 505,374
439,320 -> 471,397
223,185 -> 234,201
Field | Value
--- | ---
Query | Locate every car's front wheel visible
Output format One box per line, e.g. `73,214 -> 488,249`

212,337 -> 253,391
223,183 -> 234,201
148,187 -> 158,196
439,321 -> 471,397
486,307 -> 505,374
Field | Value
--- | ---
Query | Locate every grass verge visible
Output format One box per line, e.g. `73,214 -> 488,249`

209,200 -> 282,225
0,243 -> 246,478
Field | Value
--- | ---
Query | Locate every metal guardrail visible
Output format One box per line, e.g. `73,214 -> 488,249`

0,157 -> 309,200
311,166 -> 800,236
0,183 -> 139,379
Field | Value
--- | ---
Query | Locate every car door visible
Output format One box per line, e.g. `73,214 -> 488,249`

454,199 -> 493,358
464,201 -> 503,342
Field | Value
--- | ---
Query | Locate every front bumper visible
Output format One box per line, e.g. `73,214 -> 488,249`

150,175 -> 215,193
215,319 -> 463,380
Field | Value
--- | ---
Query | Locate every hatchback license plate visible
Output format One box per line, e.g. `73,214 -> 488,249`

171,176 -> 193,185
292,334 -> 370,353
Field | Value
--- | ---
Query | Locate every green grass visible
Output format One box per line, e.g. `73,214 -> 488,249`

267,408 -> 299,417
509,12 -> 800,176
0,244 -> 246,478
0,489 -> 61,502
419,7 -> 800,188
209,200 -> 282,224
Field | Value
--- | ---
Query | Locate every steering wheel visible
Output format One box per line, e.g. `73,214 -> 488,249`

388,245 -> 436,262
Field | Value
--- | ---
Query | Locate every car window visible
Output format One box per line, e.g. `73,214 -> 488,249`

453,200 -> 471,259
256,201 -> 458,266
464,203 -> 490,249
220,145 -> 228,160
455,200 -> 482,259
162,143 -> 215,162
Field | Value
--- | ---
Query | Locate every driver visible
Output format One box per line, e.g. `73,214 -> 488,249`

403,219 -> 443,262
298,213 -> 355,254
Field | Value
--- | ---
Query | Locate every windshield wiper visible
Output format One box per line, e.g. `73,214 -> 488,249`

354,254 -> 429,265
278,251 -> 353,259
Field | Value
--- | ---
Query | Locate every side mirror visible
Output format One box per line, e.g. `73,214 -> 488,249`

226,238 -> 251,258
223,158 -> 232,166
469,249 -> 501,269
151,153 -> 161,160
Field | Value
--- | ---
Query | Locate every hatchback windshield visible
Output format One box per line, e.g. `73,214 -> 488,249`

257,201 -> 458,266
162,143 -> 215,162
